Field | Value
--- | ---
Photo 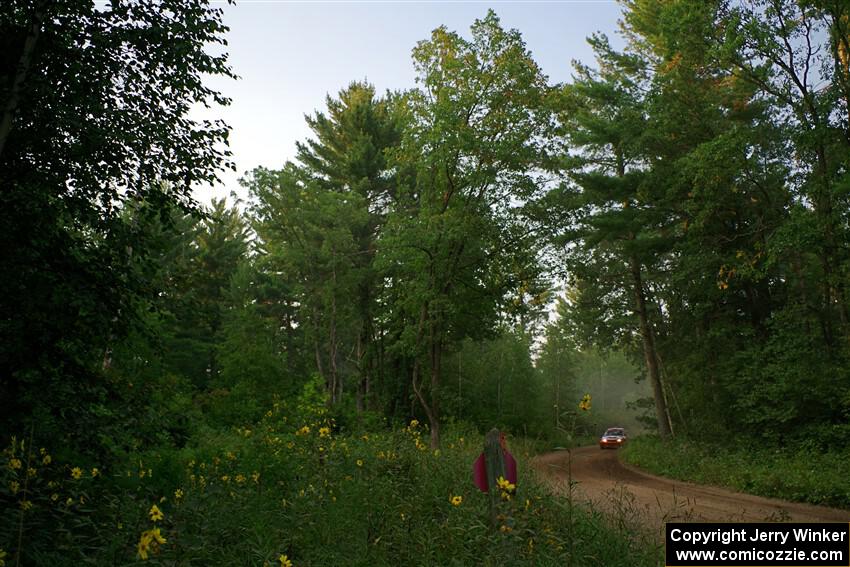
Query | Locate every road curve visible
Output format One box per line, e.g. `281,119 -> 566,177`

532,447 -> 850,534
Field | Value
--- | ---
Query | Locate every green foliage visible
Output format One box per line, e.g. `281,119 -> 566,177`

622,436 -> 850,509
0,0 -> 235,455
441,332 -> 549,439
549,0 -> 850,445
376,10 -> 553,444
1,409 -> 661,566
6,2 -> 850,562
247,81 -> 401,410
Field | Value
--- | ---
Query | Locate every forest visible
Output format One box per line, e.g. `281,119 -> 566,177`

1,0 -> 849,564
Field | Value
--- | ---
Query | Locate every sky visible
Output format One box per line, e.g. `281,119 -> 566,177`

195,0 -> 626,204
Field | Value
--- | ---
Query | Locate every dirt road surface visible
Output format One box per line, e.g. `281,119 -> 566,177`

533,447 -> 850,535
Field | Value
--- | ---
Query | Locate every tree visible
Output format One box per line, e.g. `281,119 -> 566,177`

294,82 -> 403,410
247,82 -> 402,407
381,11 -> 552,447
720,0 -> 850,344
0,0 -> 234,450
553,32 -> 674,437
161,198 -> 250,388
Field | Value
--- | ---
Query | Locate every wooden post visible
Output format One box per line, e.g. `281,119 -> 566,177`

484,428 -> 507,528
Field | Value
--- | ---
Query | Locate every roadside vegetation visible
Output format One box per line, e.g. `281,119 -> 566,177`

1,388 -> 661,565
622,437 -> 850,510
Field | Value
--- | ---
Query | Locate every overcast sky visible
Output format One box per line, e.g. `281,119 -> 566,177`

195,0 -> 625,204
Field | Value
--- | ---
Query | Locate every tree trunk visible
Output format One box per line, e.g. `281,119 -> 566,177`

429,327 -> 442,449
630,256 -> 672,438
313,309 -> 329,403
410,303 -> 442,448
0,3 -> 45,160
355,330 -> 364,412
329,249 -> 340,403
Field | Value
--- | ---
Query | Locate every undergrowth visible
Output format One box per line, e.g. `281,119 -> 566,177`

621,436 -> 850,509
1,399 -> 662,566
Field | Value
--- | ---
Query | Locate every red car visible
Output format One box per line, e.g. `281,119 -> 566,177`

599,427 -> 626,449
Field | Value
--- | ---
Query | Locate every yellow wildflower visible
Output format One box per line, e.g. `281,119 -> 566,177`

9,458 -> 21,470
496,476 -> 516,493
221,475 -> 230,482
148,527 -> 166,544
356,459 -> 363,467
149,504 -> 164,522
42,454 -> 52,465
9,481 -> 19,494
137,528 -> 165,560
409,419 -> 419,428
91,467 -> 100,478
279,554 -> 293,567
19,499 -> 32,511
450,495 -> 462,506
318,427 -> 330,438
0,548 -> 6,566
296,425 -> 310,436
235,474 -> 246,484
174,488 -> 184,501
71,467 -> 83,480
51,493 -> 59,502
251,471 -> 260,483
137,537 -> 150,560
578,393 -> 592,412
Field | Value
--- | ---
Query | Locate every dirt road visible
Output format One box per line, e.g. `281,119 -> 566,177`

532,447 -> 850,535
